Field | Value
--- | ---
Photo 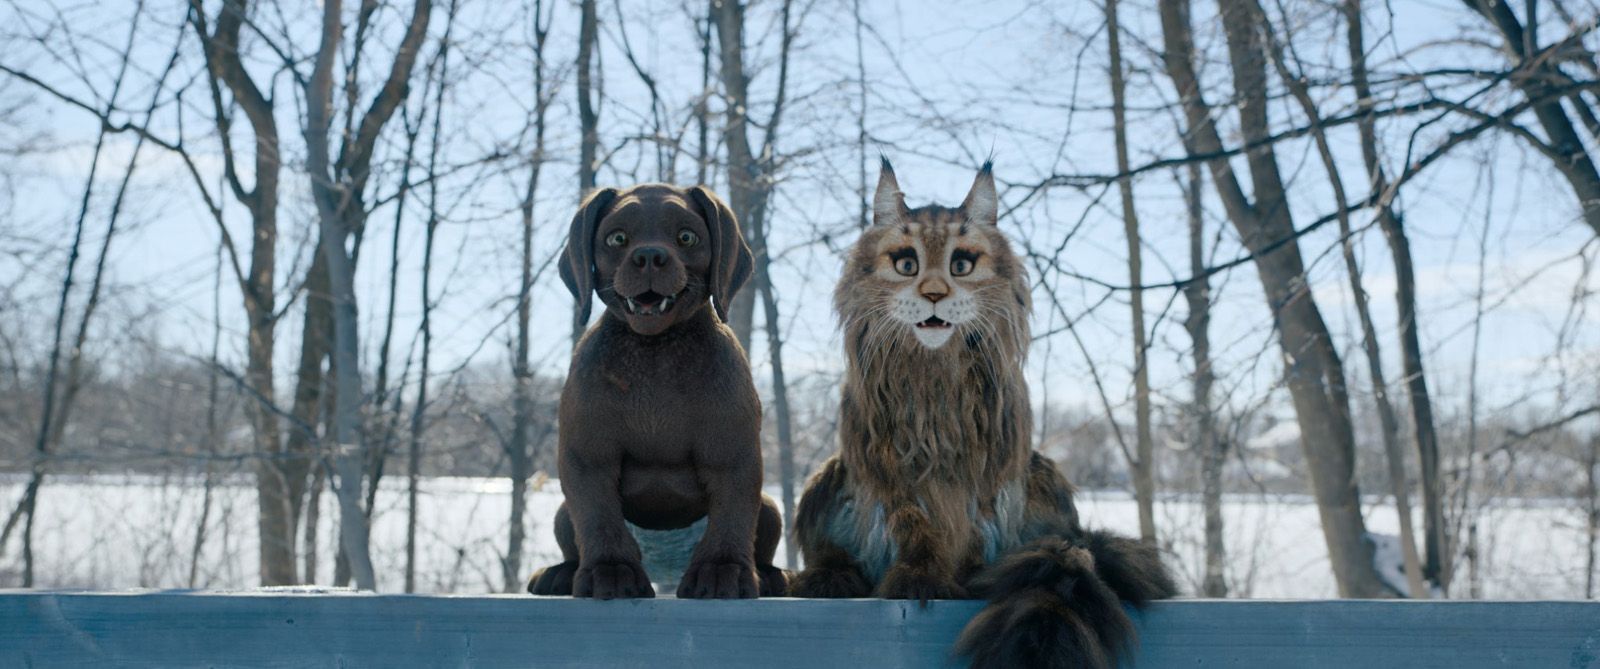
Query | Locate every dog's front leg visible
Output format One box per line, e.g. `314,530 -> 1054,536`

678,446 -> 761,599
561,448 -> 654,599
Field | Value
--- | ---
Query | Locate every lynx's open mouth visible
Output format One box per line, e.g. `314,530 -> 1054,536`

624,289 -> 684,317
915,316 -> 952,329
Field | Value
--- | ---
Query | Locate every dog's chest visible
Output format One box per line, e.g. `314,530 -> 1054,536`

602,353 -> 719,439
575,331 -> 751,453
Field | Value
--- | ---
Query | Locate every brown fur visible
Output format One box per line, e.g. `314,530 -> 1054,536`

791,161 -> 1175,667
527,184 -> 786,599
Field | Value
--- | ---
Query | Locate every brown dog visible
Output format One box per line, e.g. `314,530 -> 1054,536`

526,184 -> 787,599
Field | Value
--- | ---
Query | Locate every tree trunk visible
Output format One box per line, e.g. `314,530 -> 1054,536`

301,0 -> 432,592
575,0 -> 600,344
1343,0 -> 1442,594
302,0 -> 432,592
712,0 -> 764,351
303,464 -> 325,583
1257,0 -> 1426,597
1587,436 -> 1598,599
1159,0 -> 1390,597
366,93 -> 425,523
852,0 -> 869,230
7,50 -> 142,577
190,243 -> 227,589
506,0 -> 552,593
696,8 -> 712,186
189,0 -> 293,587
280,252 -> 332,585
1184,162 -> 1227,598
756,239 -> 798,569
402,0 -> 454,595
11,132 -> 103,586
1105,0 -> 1156,544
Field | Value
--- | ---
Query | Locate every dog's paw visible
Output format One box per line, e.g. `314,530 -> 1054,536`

757,565 -> 791,597
878,566 -> 966,604
677,558 -> 759,599
789,565 -> 872,598
574,559 -> 655,599
527,561 -> 578,595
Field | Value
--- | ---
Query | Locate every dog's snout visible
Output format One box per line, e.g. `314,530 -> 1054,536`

632,246 -> 670,269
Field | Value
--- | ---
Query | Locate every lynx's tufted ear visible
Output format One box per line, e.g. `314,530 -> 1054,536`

961,160 -> 998,225
688,185 -> 753,323
559,187 -> 620,333
873,157 -> 910,227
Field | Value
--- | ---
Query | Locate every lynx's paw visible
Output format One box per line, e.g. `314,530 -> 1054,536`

757,564 -> 791,597
790,564 -> 872,598
878,565 -> 967,604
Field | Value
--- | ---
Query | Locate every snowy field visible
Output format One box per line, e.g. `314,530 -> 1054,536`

0,474 -> 1589,599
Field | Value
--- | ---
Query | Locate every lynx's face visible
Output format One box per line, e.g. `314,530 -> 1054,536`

863,217 -> 999,349
837,160 -> 1030,352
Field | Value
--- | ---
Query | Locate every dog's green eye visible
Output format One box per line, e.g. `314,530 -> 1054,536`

677,230 -> 699,247
605,231 -> 627,247
894,256 -> 919,276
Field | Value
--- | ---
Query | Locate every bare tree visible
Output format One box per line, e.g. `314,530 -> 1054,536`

1257,0 -> 1426,597
1158,0 -> 1390,596
1105,0 -> 1157,544
0,7 -> 164,583
852,0 -> 869,230
574,0 -> 602,343
404,0 -> 459,593
712,0 -> 800,557
506,0 -> 557,594
187,0 -> 297,587
301,0 -> 434,591
190,243 -> 226,589
1343,0 -> 1448,592
712,0 -> 788,350
1182,162 -> 1226,597
1461,0 -> 1600,238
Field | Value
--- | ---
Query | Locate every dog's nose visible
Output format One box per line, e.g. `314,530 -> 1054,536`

631,246 -> 669,269
919,278 -> 950,303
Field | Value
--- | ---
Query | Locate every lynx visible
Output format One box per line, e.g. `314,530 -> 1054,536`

790,159 -> 1175,668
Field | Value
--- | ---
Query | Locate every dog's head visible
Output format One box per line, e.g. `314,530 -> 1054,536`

560,184 -> 753,336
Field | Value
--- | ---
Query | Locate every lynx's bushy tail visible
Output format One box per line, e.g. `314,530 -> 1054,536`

955,530 -> 1175,669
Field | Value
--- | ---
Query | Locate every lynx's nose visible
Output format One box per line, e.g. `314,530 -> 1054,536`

631,246 -> 669,269
919,277 -> 950,303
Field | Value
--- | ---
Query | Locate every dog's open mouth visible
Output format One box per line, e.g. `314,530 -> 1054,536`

624,289 -> 684,317
915,316 -> 953,329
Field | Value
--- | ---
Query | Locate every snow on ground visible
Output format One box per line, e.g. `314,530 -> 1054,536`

0,474 -> 1588,598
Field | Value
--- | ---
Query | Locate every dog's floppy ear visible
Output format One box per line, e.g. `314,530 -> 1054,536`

688,186 -> 753,323
560,187 -> 620,332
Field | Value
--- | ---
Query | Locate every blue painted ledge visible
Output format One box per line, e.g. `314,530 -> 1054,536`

1,591 -> 1597,668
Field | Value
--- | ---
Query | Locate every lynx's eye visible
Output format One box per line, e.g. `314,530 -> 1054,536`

950,250 -> 980,277
677,230 -> 699,246
605,231 -> 628,247
888,248 -> 920,277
